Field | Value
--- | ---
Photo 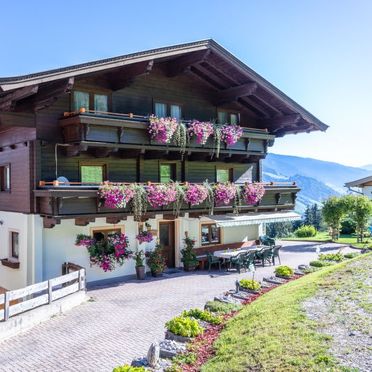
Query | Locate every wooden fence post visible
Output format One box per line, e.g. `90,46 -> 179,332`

48,280 -> 53,304
4,291 -> 9,321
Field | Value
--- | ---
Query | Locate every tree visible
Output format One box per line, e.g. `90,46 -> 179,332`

303,205 -> 312,226
322,196 -> 348,240
345,195 -> 372,243
311,204 -> 322,231
266,221 -> 293,238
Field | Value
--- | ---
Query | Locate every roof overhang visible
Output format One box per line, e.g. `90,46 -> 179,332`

204,211 -> 301,227
345,175 -> 372,188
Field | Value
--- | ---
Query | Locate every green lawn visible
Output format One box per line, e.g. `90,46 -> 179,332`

201,254 -> 371,372
284,232 -> 372,249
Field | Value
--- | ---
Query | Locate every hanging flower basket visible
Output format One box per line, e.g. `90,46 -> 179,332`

148,116 -> 178,144
147,183 -> 177,208
242,183 -> 265,205
75,233 -> 132,272
220,124 -> 243,146
98,183 -> 134,209
184,183 -> 208,206
214,183 -> 237,205
188,121 -> 214,145
136,230 -> 154,244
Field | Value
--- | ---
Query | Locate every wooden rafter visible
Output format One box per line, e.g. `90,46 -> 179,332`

0,85 -> 39,111
166,50 -> 211,77
191,64 -> 229,89
215,83 -> 257,105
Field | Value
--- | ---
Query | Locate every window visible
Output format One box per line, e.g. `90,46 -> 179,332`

154,101 -> 182,119
160,163 -> 176,183
201,224 -> 221,245
216,168 -> 233,183
91,227 -> 122,242
94,94 -> 108,112
10,231 -> 19,259
73,90 -> 109,112
80,165 -> 105,183
218,111 -> 240,125
0,165 -> 10,191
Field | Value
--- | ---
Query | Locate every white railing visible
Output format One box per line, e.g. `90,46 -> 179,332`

0,268 -> 86,321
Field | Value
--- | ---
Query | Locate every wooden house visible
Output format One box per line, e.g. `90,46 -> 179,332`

0,40 -> 328,288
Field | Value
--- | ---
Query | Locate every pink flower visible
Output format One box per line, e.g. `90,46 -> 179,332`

220,124 -> 243,146
214,183 -> 237,205
147,184 -> 177,208
184,184 -> 208,206
148,116 -> 178,144
98,183 -> 134,209
136,231 -> 154,244
242,183 -> 265,205
188,121 -> 214,145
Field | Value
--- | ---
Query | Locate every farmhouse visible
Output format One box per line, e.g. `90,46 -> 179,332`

0,40 -> 328,289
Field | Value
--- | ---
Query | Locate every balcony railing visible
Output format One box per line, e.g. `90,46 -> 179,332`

35,181 -> 299,223
59,111 -> 275,160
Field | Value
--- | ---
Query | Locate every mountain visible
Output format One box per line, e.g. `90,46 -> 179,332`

361,164 -> 372,171
262,154 -> 369,213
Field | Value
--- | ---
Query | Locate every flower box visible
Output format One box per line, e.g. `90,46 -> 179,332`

1,258 -> 20,269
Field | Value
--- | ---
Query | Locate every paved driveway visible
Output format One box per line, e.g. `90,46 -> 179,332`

0,242 -> 354,372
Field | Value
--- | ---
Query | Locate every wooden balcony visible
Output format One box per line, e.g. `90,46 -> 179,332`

34,182 -> 300,227
59,111 -> 275,161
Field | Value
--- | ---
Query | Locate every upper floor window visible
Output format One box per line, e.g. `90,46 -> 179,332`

218,111 -> 239,125
160,163 -> 176,183
80,164 -> 106,184
216,167 -> 233,183
10,231 -> 19,260
201,223 -> 221,245
73,91 -> 109,112
154,101 -> 182,120
0,165 -> 10,192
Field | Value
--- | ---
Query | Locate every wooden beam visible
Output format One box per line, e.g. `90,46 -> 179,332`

191,64 -> 229,89
0,85 -> 39,111
43,217 -> 60,229
240,96 -> 271,118
75,217 -> 95,226
265,114 -> 302,130
0,112 -> 35,128
215,83 -> 257,105
167,50 -> 211,77
91,147 -> 118,158
106,217 -> 121,224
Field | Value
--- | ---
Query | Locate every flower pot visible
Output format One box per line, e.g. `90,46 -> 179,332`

183,263 -> 197,272
135,265 -> 146,280
151,270 -> 163,277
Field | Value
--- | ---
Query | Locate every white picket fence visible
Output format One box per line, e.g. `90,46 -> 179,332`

0,269 -> 86,321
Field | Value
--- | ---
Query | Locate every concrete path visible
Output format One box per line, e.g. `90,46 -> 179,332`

0,242 -> 355,372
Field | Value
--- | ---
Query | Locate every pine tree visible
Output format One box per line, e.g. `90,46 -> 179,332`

304,205 -> 312,226
311,204 -> 322,231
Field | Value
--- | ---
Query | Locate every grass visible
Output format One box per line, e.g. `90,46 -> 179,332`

284,232 -> 372,249
201,253 -> 371,372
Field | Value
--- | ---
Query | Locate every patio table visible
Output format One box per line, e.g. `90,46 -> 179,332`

214,245 -> 264,259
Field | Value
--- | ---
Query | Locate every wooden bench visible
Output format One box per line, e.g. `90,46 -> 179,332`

193,240 -> 259,270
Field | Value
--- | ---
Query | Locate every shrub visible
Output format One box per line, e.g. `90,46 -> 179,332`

274,265 -> 294,278
239,279 -> 261,291
344,252 -> 359,259
182,308 -> 222,325
204,300 -> 242,314
294,225 -> 317,238
166,316 -> 203,337
112,366 -> 146,372
309,260 -> 333,268
303,266 -> 321,274
318,252 -> 344,262
340,218 -> 356,234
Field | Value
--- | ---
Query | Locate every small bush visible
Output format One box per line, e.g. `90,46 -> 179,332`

344,252 -> 359,259
309,260 -> 332,268
303,266 -> 321,274
166,316 -> 203,337
340,218 -> 356,235
294,225 -> 317,238
318,252 -> 344,262
182,308 -> 222,325
112,366 -> 146,372
239,279 -> 261,291
204,300 -> 242,314
274,265 -> 294,278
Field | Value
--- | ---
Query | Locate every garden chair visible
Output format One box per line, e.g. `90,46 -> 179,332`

207,252 -> 221,272
242,250 -> 256,271
271,245 -> 282,265
259,235 -> 275,247
230,253 -> 244,274
255,247 -> 273,267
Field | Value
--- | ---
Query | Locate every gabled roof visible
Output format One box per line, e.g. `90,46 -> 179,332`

0,39 -> 328,135
345,175 -> 372,188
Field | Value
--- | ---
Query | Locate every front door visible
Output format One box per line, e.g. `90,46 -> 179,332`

159,221 -> 175,268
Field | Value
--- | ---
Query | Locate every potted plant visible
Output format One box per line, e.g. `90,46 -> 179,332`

145,243 -> 166,277
133,249 -> 146,280
181,234 -> 198,271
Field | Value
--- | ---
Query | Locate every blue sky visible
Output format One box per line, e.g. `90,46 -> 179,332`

1,0 -> 371,167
